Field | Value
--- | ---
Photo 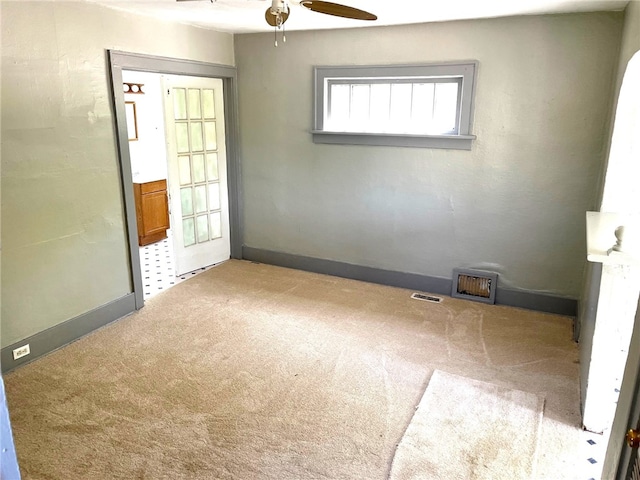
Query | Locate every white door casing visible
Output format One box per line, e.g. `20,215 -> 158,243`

600,50 -> 640,479
163,75 -> 230,276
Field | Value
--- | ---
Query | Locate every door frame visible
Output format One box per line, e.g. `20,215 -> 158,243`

108,50 -> 243,310
602,294 -> 640,478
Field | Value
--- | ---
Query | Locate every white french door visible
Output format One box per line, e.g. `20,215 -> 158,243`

163,75 -> 230,276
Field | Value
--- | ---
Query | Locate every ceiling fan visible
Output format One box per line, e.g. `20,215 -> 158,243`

264,0 -> 377,28
177,0 -> 377,45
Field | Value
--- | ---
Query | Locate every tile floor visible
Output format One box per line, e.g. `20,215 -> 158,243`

139,230 -> 214,299
577,317 -> 629,480
580,428 -> 609,480
577,379 -> 626,480
140,232 -> 617,478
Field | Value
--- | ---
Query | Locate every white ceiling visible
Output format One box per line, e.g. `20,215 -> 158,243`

84,0 -> 630,34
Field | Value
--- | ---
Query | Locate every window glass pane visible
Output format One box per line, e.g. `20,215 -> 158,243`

178,155 -> 191,185
202,89 -> 215,119
369,83 -> 391,132
433,83 -> 459,133
411,83 -> 435,134
173,88 -> 187,120
176,123 -> 189,153
210,211 -> 222,239
316,64 -> 476,148
328,84 -> 350,130
389,84 -> 412,132
205,122 -> 217,151
208,182 -> 221,211
197,215 -> 209,243
190,122 -> 204,152
194,185 -> 207,213
180,187 -> 194,216
350,85 -> 370,130
192,154 -> 205,184
207,153 -> 219,181
188,89 -> 202,120
183,218 -> 196,247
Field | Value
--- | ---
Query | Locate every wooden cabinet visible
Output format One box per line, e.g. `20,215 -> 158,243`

133,179 -> 170,246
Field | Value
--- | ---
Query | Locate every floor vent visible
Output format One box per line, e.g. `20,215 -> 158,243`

452,269 -> 498,305
411,293 -> 443,303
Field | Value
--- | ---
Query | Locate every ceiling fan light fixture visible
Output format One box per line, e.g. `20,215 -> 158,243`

263,0 -> 377,47
265,0 -> 290,46
265,0 -> 289,26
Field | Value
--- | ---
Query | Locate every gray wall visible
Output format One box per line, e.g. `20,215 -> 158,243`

578,0 -> 640,424
235,12 -> 622,299
613,0 -> 640,103
1,1 -> 234,348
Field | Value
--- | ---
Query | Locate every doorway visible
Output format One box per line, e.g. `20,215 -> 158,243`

109,51 -> 242,310
121,70 -> 232,300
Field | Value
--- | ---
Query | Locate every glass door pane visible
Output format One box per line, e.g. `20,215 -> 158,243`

168,77 -> 229,274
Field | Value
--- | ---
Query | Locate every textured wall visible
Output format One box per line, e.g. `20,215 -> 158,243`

614,0 -> 640,95
1,1 -> 234,347
235,12 -> 622,298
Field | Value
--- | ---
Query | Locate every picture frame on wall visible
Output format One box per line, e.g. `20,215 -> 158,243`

125,101 -> 138,141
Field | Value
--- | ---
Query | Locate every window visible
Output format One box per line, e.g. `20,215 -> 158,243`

313,62 -> 477,149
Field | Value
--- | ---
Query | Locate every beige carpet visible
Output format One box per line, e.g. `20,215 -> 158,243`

389,370 -> 544,480
4,260 -> 582,479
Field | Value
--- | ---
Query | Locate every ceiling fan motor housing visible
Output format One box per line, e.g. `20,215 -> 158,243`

270,0 -> 289,16
267,0 -> 289,27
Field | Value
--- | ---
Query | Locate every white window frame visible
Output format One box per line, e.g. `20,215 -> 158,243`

312,62 -> 478,150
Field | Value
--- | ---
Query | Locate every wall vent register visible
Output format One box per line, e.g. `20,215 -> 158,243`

451,268 -> 498,304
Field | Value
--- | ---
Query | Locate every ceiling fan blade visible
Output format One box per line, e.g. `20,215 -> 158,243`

265,6 -> 290,27
300,1 -> 376,21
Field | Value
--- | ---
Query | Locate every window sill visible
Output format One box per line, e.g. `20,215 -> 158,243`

310,130 -> 476,150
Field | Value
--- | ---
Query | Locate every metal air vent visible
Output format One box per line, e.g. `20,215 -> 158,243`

411,293 -> 443,303
451,268 -> 498,304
